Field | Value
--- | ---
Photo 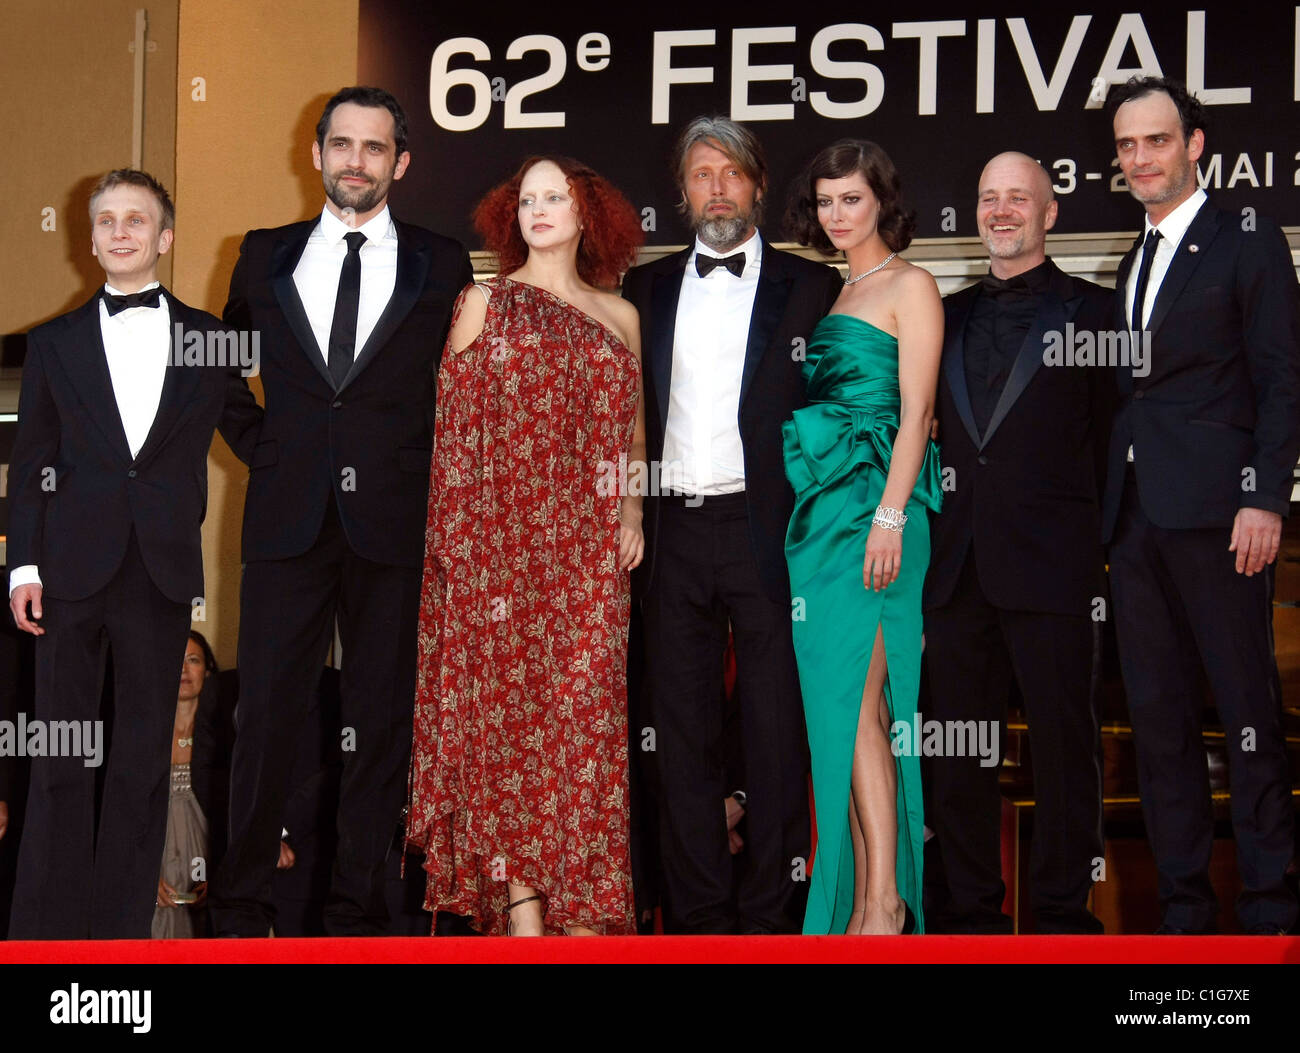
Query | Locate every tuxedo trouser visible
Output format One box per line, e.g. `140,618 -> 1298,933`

924,553 -> 1104,933
10,533 -> 190,939
626,600 -> 662,929
0,621 -> 23,939
212,496 -> 420,936
1109,471 -> 1296,931
641,494 -> 811,934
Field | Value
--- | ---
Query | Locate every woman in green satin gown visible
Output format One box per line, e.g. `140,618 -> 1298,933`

782,141 -> 944,935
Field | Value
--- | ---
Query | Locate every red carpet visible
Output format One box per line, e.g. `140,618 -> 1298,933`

2,934 -> 1297,964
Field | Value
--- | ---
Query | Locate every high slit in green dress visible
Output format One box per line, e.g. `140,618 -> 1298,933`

782,314 -> 943,935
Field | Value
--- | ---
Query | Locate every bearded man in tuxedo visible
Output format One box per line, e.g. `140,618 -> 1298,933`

210,87 -> 471,937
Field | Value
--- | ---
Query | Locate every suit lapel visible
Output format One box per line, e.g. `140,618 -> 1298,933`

738,249 -> 793,409
648,250 -> 689,440
1114,237 -> 1140,395
980,288 -> 1069,448
271,227 -> 336,392
942,289 -> 981,449
1144,203 -> 1219,338
342,225 -> 429,390
1114,239 -> 1138,328
132,297 -> 203,467
53,295 -> 133,464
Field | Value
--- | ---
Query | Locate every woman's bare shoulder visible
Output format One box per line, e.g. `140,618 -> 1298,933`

592,291 -> 640,350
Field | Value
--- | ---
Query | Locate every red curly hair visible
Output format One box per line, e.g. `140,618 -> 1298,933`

472,155 -> 644,290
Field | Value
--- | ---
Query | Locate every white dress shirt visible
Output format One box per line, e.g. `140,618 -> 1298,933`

1124,188 -> 1208,463
293,206 -> 398,363
1125,187 -> 1207,331
9,280 -> 170,595
660,231 -> 762,496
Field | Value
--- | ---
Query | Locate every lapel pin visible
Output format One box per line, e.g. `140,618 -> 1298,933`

1187,244 -> 1199,253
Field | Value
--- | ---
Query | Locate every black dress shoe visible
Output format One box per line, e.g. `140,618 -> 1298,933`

1243,924 -> 1290,935
1154,923 -> 1214,935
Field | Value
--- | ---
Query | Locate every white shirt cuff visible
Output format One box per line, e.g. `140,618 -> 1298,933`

8,566 -> 41,596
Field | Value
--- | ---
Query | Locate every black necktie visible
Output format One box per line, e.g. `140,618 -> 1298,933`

1129,228 -> 1162,331
696,252 -> 745,278
102,286 -> 164,315
327,231 -> 367,389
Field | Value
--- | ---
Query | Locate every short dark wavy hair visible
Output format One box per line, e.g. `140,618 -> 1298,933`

473,155 -> 644,290
316,85 -> 409,157
784,140 -> 915,255
1107,76 -> 1208,143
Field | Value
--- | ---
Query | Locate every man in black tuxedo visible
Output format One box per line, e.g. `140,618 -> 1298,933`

621,116 -> 841,933
6,170 -> 262,938
923,153 -> 1114,934
209,87 -> 471,937
1104,77 -> 1300,935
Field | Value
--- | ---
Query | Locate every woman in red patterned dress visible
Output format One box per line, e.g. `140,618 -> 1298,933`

407,157 -> 645,935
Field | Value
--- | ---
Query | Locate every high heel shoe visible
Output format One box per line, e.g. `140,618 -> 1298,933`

901,904 -> 916,935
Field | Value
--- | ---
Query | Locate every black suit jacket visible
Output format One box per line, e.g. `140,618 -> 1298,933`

225,217 -> 472,567
191,672 -> 238,872
1101,200 -> 1300,541
7,292 -> 262,604
925,261 -> 1116,616
621,241 -> 842,602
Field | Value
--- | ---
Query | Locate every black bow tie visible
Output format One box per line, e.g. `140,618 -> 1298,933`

102,286 -> 164,315
696,252 -> 746,278
979,272 -> 1033,301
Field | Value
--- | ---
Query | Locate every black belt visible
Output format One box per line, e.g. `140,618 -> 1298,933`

659,490 -> 747,510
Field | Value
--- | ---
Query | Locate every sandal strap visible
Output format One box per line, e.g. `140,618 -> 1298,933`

506,894 -> 542,913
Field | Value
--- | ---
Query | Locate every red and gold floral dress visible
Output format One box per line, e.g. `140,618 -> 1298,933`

407,277 -> 639,934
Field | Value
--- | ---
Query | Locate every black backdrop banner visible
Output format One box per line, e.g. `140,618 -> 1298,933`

358,1 -> 1300,248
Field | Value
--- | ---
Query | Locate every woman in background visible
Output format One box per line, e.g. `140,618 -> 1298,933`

154,630 -> 229,937
782,140 -> 943,935
407,156 -> 645,936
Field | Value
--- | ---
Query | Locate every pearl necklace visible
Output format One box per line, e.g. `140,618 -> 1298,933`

844,251 -> 897,286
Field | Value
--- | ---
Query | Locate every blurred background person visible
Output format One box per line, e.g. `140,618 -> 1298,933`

153,631 -> 232,937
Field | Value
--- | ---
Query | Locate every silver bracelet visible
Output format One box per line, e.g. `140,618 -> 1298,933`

873,505 -> 908,532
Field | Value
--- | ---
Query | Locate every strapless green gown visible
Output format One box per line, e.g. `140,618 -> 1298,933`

782,314 -> 943,935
